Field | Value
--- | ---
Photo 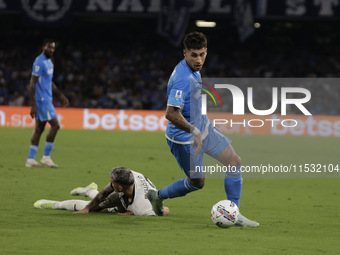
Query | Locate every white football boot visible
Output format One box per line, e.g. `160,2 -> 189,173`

40,156 -> 58,168
25,159 -> 40,167
234,214 -> 260,228
34,199 -> 57,209
70,182 -> 98,197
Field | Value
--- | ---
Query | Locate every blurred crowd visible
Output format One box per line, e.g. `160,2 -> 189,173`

1,20 -> 340,115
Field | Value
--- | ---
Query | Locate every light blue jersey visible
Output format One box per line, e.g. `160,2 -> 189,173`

32,53 -> 54,103
32,53 -> 57,121
166,59 -> 210,144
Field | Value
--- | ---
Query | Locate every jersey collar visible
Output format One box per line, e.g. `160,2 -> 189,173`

41,52 -> 48,60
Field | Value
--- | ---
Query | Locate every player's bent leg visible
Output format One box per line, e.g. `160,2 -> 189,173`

214,145 -> 242,206
157,141 -> 204,201
215,145 -> 259,227
189,177 -> 205,189
214,144 -> 241,167
159,177 -> 204,199
224,169 -> 242,207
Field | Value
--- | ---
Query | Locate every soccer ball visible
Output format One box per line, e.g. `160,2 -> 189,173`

210,200 -> 239,228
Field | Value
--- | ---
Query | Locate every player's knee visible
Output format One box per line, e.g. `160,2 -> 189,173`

51,123 -> 60,132
229,153 -> 241,167
190,178 -> 205,189
55,123 -> 60,130
35,126 -> 45,135
234,154 -> 241,166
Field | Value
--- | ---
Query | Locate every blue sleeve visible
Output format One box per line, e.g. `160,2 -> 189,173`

32,58 -> 43,77
167,77 -> 189,108
168,88 -> 185,108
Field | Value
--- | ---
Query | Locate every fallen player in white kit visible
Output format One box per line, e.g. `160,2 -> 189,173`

33,167 -> 170,216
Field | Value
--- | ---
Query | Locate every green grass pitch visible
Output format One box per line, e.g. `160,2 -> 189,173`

0,127 -> 339,255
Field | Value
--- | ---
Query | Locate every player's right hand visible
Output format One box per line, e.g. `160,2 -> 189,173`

192,133 -> 202,156
30,106 -> 37,119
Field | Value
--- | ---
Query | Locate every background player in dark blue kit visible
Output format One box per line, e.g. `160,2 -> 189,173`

147,32 -> 259,227
25,39 -> 69,168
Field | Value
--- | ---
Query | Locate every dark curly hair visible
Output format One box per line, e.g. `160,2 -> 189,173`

183,32 -> 207,50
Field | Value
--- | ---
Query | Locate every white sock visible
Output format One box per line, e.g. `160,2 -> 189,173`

87,189 -> 99,199
54,200 -> 90,211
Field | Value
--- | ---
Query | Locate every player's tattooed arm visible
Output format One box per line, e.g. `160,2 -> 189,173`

165,106 -> 202,155
165,106 -> 192,133
73,185 -> 113,214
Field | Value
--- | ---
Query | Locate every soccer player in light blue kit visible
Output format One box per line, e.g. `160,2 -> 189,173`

147,32 -> 258,227
25,39 -> 69,168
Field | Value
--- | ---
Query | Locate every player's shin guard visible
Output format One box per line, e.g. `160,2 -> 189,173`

159,178 -> 200,199
28,145 -> 38,159
224,166 -> 242,207
43,142 -> 54,156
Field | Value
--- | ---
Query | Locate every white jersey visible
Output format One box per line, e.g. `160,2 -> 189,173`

126,170 -> 157,216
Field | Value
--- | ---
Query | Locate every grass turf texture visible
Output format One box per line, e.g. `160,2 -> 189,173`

0,127 -> 339,255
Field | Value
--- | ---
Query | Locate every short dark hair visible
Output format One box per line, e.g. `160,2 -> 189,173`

183,32 -> 207,50
42,39 -> 55,46
110,167 -> 134,186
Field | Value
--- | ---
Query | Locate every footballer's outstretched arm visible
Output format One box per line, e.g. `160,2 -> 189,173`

165,106 -> 202,155
73,185 -> 113,214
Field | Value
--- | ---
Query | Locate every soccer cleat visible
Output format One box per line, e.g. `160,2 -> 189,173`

70,182 -> 98,197
40,156 -> 58,168
25,159 -> 40,167
234,214 -> 260,228
34,199 -> 57,209
145,190 -> 164,216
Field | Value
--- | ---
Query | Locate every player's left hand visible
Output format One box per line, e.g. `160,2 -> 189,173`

30,105 -> 37,119
61,95 -> 69,107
